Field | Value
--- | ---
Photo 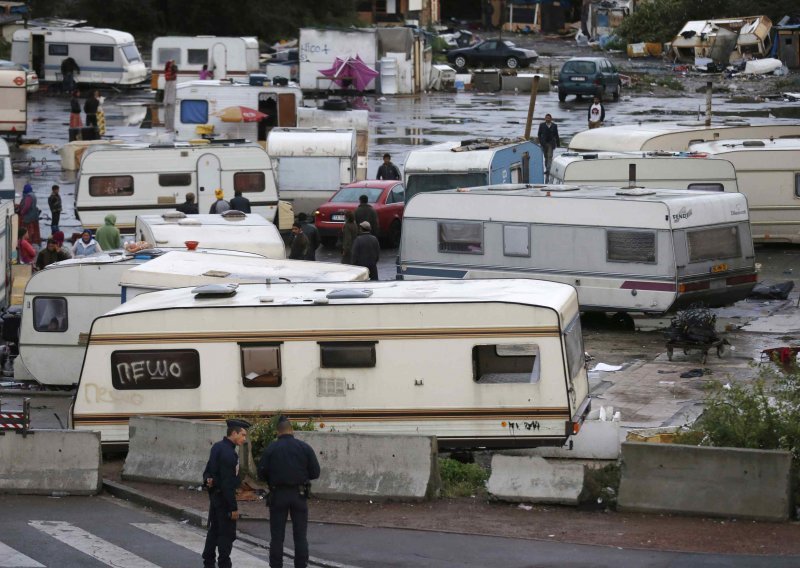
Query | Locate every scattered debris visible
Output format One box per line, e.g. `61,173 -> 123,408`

748,280 -> 794,301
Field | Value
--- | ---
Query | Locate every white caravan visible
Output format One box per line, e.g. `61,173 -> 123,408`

135,212 -> 286,259
0,138 -> 16,199
688,139 -> 800,243
549,151 -> 739,192
0,68 -> 27,136
174,80 -> 302,143
266,128 -> 358,216
0,199 -> 15,307
399,184 -> 757,314
17,249 -> 367,386
568,121 -> 800,152
11,26 -> 147,85
75,141 -> 279,231
296,106 -> 369,179
150,36 -> 260,96
71,279 -> 592,448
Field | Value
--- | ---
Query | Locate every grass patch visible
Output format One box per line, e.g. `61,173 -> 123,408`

439,458 -> 489,498
579,463 -> 621,509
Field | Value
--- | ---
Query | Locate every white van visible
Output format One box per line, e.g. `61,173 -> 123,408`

266,128 -> 358,216
72,279 -> 592,447
135,212 -> 286,259
150,36 -> 260,96
549,151 -> 739,193
174,80 -> 302,143
399,184 -> 757,314
688,138 -> 800,243
17,249 -> 367,386
75,141 -> 279,231
0,68 -> 27,136
11,26 -> 147,85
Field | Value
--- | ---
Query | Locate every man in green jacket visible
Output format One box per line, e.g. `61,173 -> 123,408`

96,214 -> 121,250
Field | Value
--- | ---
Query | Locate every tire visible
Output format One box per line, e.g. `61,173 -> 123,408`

321,236 -> 338,249
505,57 -> 519,69
387,220 -> 402,248
558,89 -> 567,102
454,56 -> 467,70
612,84 -> 620,102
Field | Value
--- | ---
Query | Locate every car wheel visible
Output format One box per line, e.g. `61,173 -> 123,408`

454,56 -> 467,70
387,220 -> 402,248
558,89 -> 567,102
612,84 -> 620,101
321,236 -> 338,249
505,57 -> 519,69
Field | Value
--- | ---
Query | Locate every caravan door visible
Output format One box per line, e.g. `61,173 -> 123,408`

212,43 -> 228,79
196,153 -> 222,212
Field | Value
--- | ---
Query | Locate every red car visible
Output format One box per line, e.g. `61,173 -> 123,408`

314,180 -> 405,247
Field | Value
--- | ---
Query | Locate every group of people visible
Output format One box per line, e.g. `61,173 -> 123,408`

536,96 -> 606,174
69,89 -> 105,134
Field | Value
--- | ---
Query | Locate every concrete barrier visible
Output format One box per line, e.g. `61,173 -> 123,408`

123,416 -> 227,485
487,455 -> 585,505
0,430 -> 101,495
532,420 -> 621,460
295,432 -> 438,500
618,442 -> 793,521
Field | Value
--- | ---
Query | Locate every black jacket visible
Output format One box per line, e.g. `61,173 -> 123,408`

537,122 -> 560,147
289,232 -> 309,260
301,223 -> 319,260
354,203 -> 379,233
202,437 -> 241,512
176,201 -> 199,214
257,434 -> 320,487
84,96 -> 99,115
48,193 -> 62,214
70,97 -> 81,114
351,232 -> 380,268
229,195 -> 252,213
376,162 -> 401,180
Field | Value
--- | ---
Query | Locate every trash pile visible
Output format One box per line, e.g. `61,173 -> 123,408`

664,305 -> 719,344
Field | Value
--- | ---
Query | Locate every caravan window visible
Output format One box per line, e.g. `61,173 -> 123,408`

606,230 -> 656,263
187,49 -> 208,65
406,173 -> 488,200
121,44 -> 141,63
319,342 -> 377,368
687,225 -> 741,262
438,221 -> 483,254
241,344 -> 282,388
89,175 -> 133,197
111,349 -> 200,390
234,172 -> 266,193
159,173 -> 192,187
33,297 -> 67,333
157,47 -> 181,65
90,45 -> 114,62
503,224 -> 530,257
180,100 -> 208,124
473,344 -> 541,384
48,44 -> 68,56
795,174 -> 800,197
687,183 -> 724,192
564,315 -> 584,380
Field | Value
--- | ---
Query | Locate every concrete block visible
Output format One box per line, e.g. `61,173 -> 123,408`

501,74 -> 551,92
471,70 -> 501,92
531,420 -> 621,460
618,442 -> 792,521
0,430 -> 101,495
294,432 -> 438,500
487,455 -> 585,505
123,416 -> 226,485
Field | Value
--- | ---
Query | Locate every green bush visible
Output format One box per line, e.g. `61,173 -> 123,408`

579,463 -> 621,508
439,458 -> 489,498
231,413 -> 316,458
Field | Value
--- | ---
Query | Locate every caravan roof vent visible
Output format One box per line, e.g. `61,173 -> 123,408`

616,188 -> 656,196
178,218 -> 202,226
222,209 -> 247,221
581,153 -> 598,160
723,118 -> 750,126
192,283 -> 239,298
676,121 -> 706,127
162,211 -> 186,221
742,140 -> 766,147
545,185 -> 580,192
326,289 -> 374,300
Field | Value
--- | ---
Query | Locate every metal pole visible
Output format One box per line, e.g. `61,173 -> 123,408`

705,81 -> 713,127
523,75 -> 541,139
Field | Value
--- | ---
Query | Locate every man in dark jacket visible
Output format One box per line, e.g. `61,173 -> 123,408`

537,113 -> 560,176
35,238 -> 69,270
202,419 -> 250,568
351,221 -> 381,280
48,185 -> 62,233
354,194 -> 379,234
229,190 -> 252,213
61,57 -> 80,93
84,91 -> 100,128
376,153 -> 401,180
288,222 -> 309,260
258,416 -> 320,568
297,213 -> 319,261
176,192 -> 199,214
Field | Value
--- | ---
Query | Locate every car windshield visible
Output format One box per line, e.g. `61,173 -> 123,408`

331,186 -> 383,203
562,61 -> 596,74
406,173 -> 488,200
121,44 -> 141,63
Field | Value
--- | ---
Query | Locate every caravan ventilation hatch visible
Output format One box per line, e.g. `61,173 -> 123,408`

544,185 -> 580,192
192,283 -> 239,298
616,188 -> 656,196
222,210 -> 247,221
162,211 -> 186,221
326,289 -> 374,299
178,218 -> 202,226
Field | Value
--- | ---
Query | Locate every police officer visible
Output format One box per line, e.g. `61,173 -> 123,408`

202,418 -> 250,568
257,416 -> 320,568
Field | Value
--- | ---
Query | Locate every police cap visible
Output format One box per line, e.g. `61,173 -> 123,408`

226,418 -> 251,430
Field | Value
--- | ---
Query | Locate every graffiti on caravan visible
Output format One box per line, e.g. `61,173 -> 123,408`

111,349 -> 201,390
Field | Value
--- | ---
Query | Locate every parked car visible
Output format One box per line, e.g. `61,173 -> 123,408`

446,39 -> 538,70
314,180 -> 406,247
558,57 -> 620,102
0,59 -> 38,94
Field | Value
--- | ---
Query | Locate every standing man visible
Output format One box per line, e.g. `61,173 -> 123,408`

354,194 -> 379,234
60,57 -> 80,93
288,222 -> 309,260
588,95 -> 605,129
176,192 -> 199,214
229,190 -> 252,213
351,221 -> 381,280
536,114 -> 560,177
297,213 -> 319,261
209,189 -> 231,214
84,91 -> 99,129
48,185 -> 62,234
96,214 -> 121,251
202,418 -> 250,568
258,416 -> 320,568
376,153 -> 401,180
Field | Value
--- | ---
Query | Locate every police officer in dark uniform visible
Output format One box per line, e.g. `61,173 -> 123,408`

202,418 -> 250,568
257,416 -> 320,568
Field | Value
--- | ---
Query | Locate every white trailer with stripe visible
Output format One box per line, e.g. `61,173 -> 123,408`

399,184 -> 757,314
72,279 -> 591,449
